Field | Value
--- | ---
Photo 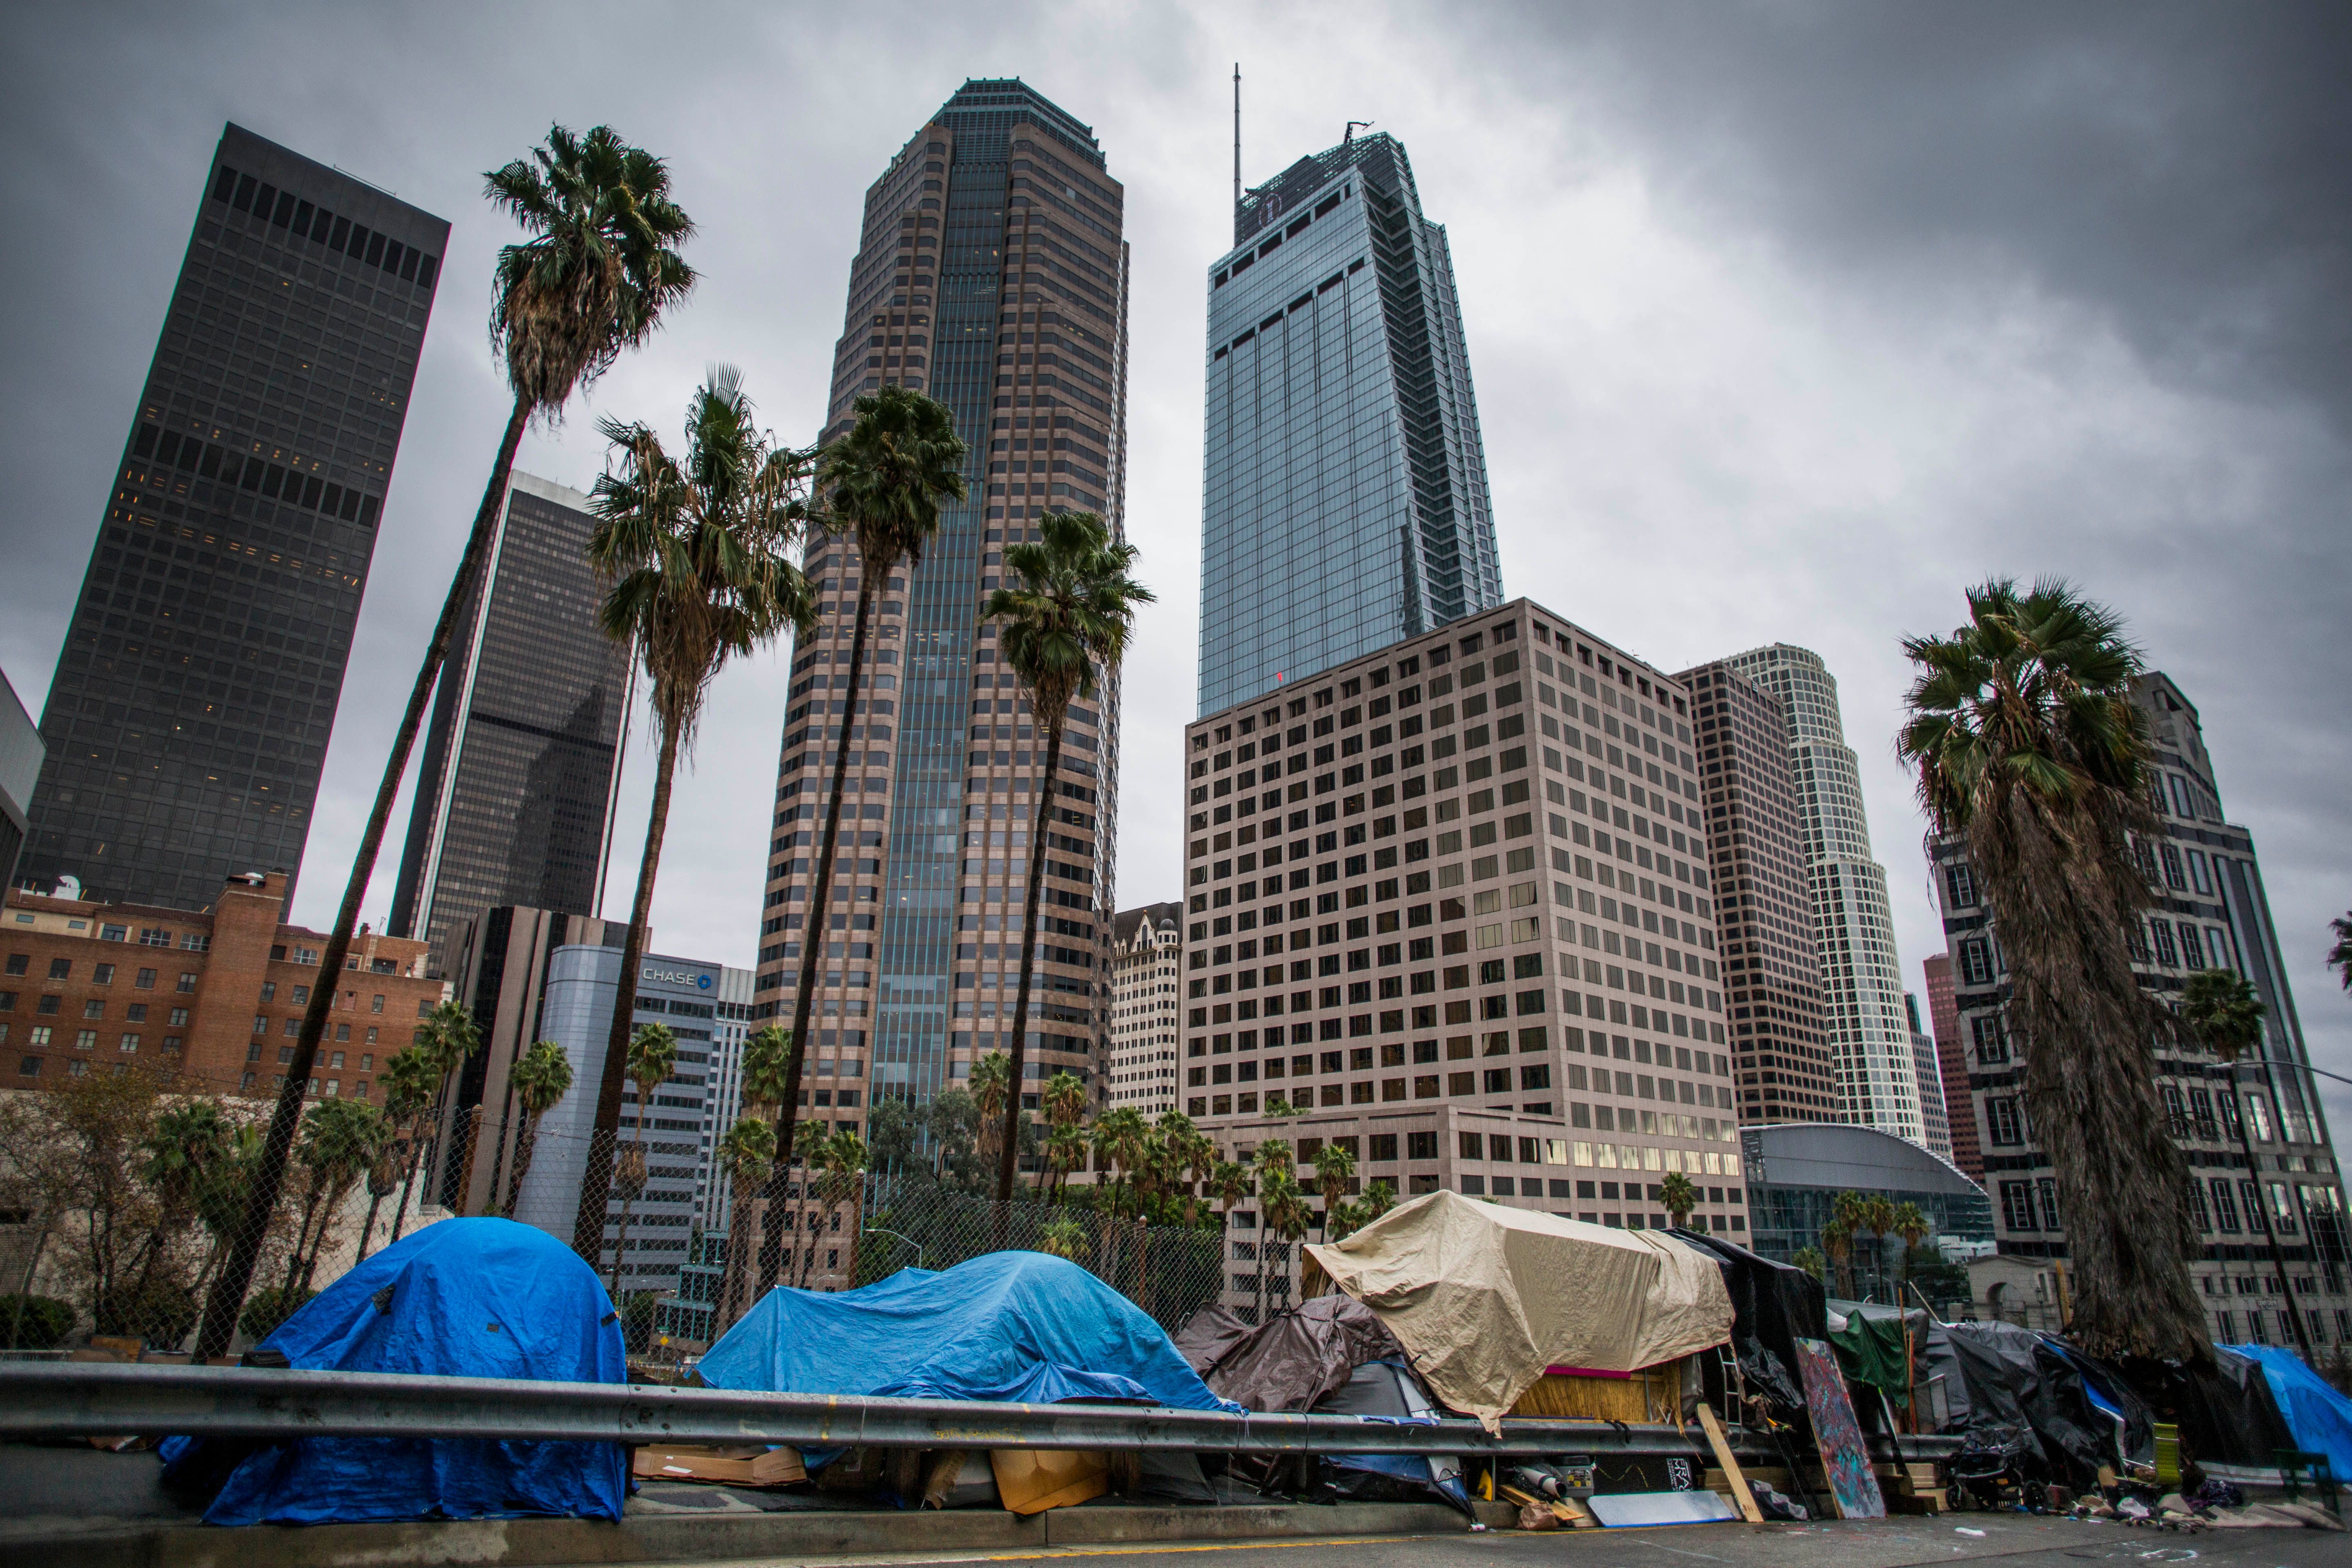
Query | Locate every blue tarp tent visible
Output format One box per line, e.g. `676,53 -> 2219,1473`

2227,1343 -> 2352,1484
161,1218 -> 628,1525
700,1250 -> 1243,1412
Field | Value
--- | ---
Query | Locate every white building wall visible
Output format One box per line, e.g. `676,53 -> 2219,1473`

1725,645 -> 1926,1145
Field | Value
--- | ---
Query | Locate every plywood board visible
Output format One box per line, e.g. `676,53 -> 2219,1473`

1793,1336 -> 1884,1520
1695,1402 -> 1764,1523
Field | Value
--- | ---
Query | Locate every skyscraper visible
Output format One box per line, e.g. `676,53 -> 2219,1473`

1922,952 -> 1981,1180
1904,990 -> 1954,1162
757,80 -> 1126,1116
20,124 -> 445,909
1724,645 -> 1924,1144
1106,900 -> 1182,1112
388,473 -> 633,976
1936,671 -> 2350,1349
1198,132 -> 1502,715
1676,658 -> 1838,1125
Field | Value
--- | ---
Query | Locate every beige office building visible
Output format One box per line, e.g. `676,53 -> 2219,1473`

1180,599 -> 1752,1315
1105,902 -> 1181,1113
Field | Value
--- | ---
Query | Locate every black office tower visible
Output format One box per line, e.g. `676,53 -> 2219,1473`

389,473 -> 634,977
18,123 -> 446,909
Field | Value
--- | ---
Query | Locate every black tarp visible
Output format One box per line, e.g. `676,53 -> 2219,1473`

2123,1347 -> 2299,1470
1312,1359 -> 1472,1513
1671,1229 -> 1824,1414
1930,1321 -> 2154,1486
1186,1294 -> 1406,1414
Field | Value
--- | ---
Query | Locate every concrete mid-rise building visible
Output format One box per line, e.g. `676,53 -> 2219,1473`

1934,670 -> 2352,1349
1181,599 -> 1745,1314
1105,901 -> 1181,1113
0,671 -> 41,893
755,79 -> 1125,1124
3,870 -> 436,1098
1675,659 -> 1837,1125
1722,646 -> 1924,1144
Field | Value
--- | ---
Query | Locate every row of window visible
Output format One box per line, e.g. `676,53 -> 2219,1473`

210,163 -> 440,290
128,425 -> 380,528
9,1027 -> 180,1056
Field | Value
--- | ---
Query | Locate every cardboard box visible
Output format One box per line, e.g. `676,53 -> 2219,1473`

989,1448 -> 1109,1515
633,1444 -> 806,1487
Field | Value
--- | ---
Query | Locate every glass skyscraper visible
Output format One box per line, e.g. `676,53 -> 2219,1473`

755,80 -> 1125,1122
20,123 -> 445,909
389,473 -> 634,976
1198,132 -> 1501,715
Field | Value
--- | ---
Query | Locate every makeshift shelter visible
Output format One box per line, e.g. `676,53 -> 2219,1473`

2227,1344 -> 2352,1483
1826,1299 -> 1924,1409
1186,1294 -> 1403,1413
160,1218 -> 627,1525
1925,1321 -> 2153,1486
1314,1358 -> 1472,1512
2129,1345 -> 2299,1470
1672,1229 -> 1823,1414
1307,1191 -> 1733,1427
1172,1304 -> 1256,1378
699,1250 -> 1241,1411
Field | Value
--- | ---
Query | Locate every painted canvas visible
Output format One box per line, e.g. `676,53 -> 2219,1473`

1794,1335 -> 1884,1520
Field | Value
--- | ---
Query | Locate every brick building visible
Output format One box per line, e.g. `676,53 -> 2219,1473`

1182,598 -> 1748,1317
2,869 -> 438,1099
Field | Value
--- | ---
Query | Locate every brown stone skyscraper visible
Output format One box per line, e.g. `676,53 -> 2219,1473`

755,80 -> 1128,1125
1675,659 -> 1836,1125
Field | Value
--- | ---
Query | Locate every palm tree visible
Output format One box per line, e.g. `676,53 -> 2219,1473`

1361,1178 -> 1397,1224
501,1040 -> 575,1218
803,1130 -> 869,1290
731,1024 -> 796,1327
1045,1123 -> 1090,1201
1211,1158 -> 1252,1228
371,1047 -> 436,1253
983,511 -> 1153,1201
1893,1201 -> 1930,1298
390,1002 -> 479,1246
2182,968 -> 2306,1350
1898,577 -> 2207,1363
1312,1140 -> 1357,1232
1250,1139 -> 1296,1322
771,387 -> 968,1276
574,370 -> 817,1264
1860,1194 -> 1899,1301
1042,1070 -> 1088,1200
1822,1192 -> 1862,1298
608,1022 -> 679,1295
1660,1172 -> 1698,1231
2329,913 -> 2352,991
1262,1171 -> 1313,1317
287,1098 -> 388,1294
1092,1105 -> 1150,1216
1792,1245 -> 1828,1283
1263,1096 -> 1302,1118
198,127 -> 694,1362
715,1117 -> 775,1323
969,1049 -> 1015,1183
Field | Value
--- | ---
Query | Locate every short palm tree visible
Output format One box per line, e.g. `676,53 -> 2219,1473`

198,126 -> 694,1361
1860,1194 -> 1899,1299
2326,913 -> 2352,990
968,1049 -> 1015,1182
983,512 -> 1152,1200
501,1040 -> 574,1218
1092,1105 -> 1150,1215
608,1022 -> 679,1294
733,1023 -> 796,1324
775,386 -> 967,1259
1262,1170 -> 1313,1317
574,370 -> 817,1263
716,1117 -> 776,1321
389,1002 -> 479,1247
1898,577 -> 2207,1362
1361,1178 -> 1397,1224
1659,1172 -> 1697,1231
1043,1071 -> 1088,1134
371,1047 -> 437,1253
1045,1123 -> 1090,1201
801,1130 -> 869,1288
1042,1070 -> 1089,1200
1893,1200 -> 1929,1297
287,1098 -> 388,1293
1822,1192 -> 1861,1298
1211,1159 -> 1252,1227
1250,1139 -> 1296,1322
1791,1244 -> 1828,1283
1312,1140 -> 1357,1230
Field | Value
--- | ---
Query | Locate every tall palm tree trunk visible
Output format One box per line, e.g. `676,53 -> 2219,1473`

996,718 -> 1067,1202
611,1102 -> 647,1298
571,715 -> 682,1263
762,584 -> 877,1291
195,393 -> 530,1362
504,1113 -> 545,1218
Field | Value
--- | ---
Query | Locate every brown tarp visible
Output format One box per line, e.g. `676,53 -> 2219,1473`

1307,1190 -> 1734,1429
1183,1294 -> 1406,1413
1171,1305 -> 1256,1378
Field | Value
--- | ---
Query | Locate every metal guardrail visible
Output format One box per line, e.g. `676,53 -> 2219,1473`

0,1362 -> 1974,1463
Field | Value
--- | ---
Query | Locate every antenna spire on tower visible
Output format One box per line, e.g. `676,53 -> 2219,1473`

1233,63 -> 1243,221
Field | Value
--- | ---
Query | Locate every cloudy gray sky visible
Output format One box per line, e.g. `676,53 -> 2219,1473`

4,2 -> 2348,1127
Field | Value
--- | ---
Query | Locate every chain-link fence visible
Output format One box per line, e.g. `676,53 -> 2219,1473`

0,1067 -> 1233,1361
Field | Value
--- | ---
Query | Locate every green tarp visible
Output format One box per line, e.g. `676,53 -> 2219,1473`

1826,1298 -> 1918,1408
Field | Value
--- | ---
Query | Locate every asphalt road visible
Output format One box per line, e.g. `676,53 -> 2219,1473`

642,1514 -> 2341,1568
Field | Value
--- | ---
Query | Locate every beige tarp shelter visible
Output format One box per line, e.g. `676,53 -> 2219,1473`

1305,1190 -> 1734,1428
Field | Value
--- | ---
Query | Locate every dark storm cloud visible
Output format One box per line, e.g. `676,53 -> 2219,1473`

1477,3 -> 2352,428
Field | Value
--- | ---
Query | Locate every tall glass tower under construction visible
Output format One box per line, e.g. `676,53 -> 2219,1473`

1197,132 -> 1502,715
